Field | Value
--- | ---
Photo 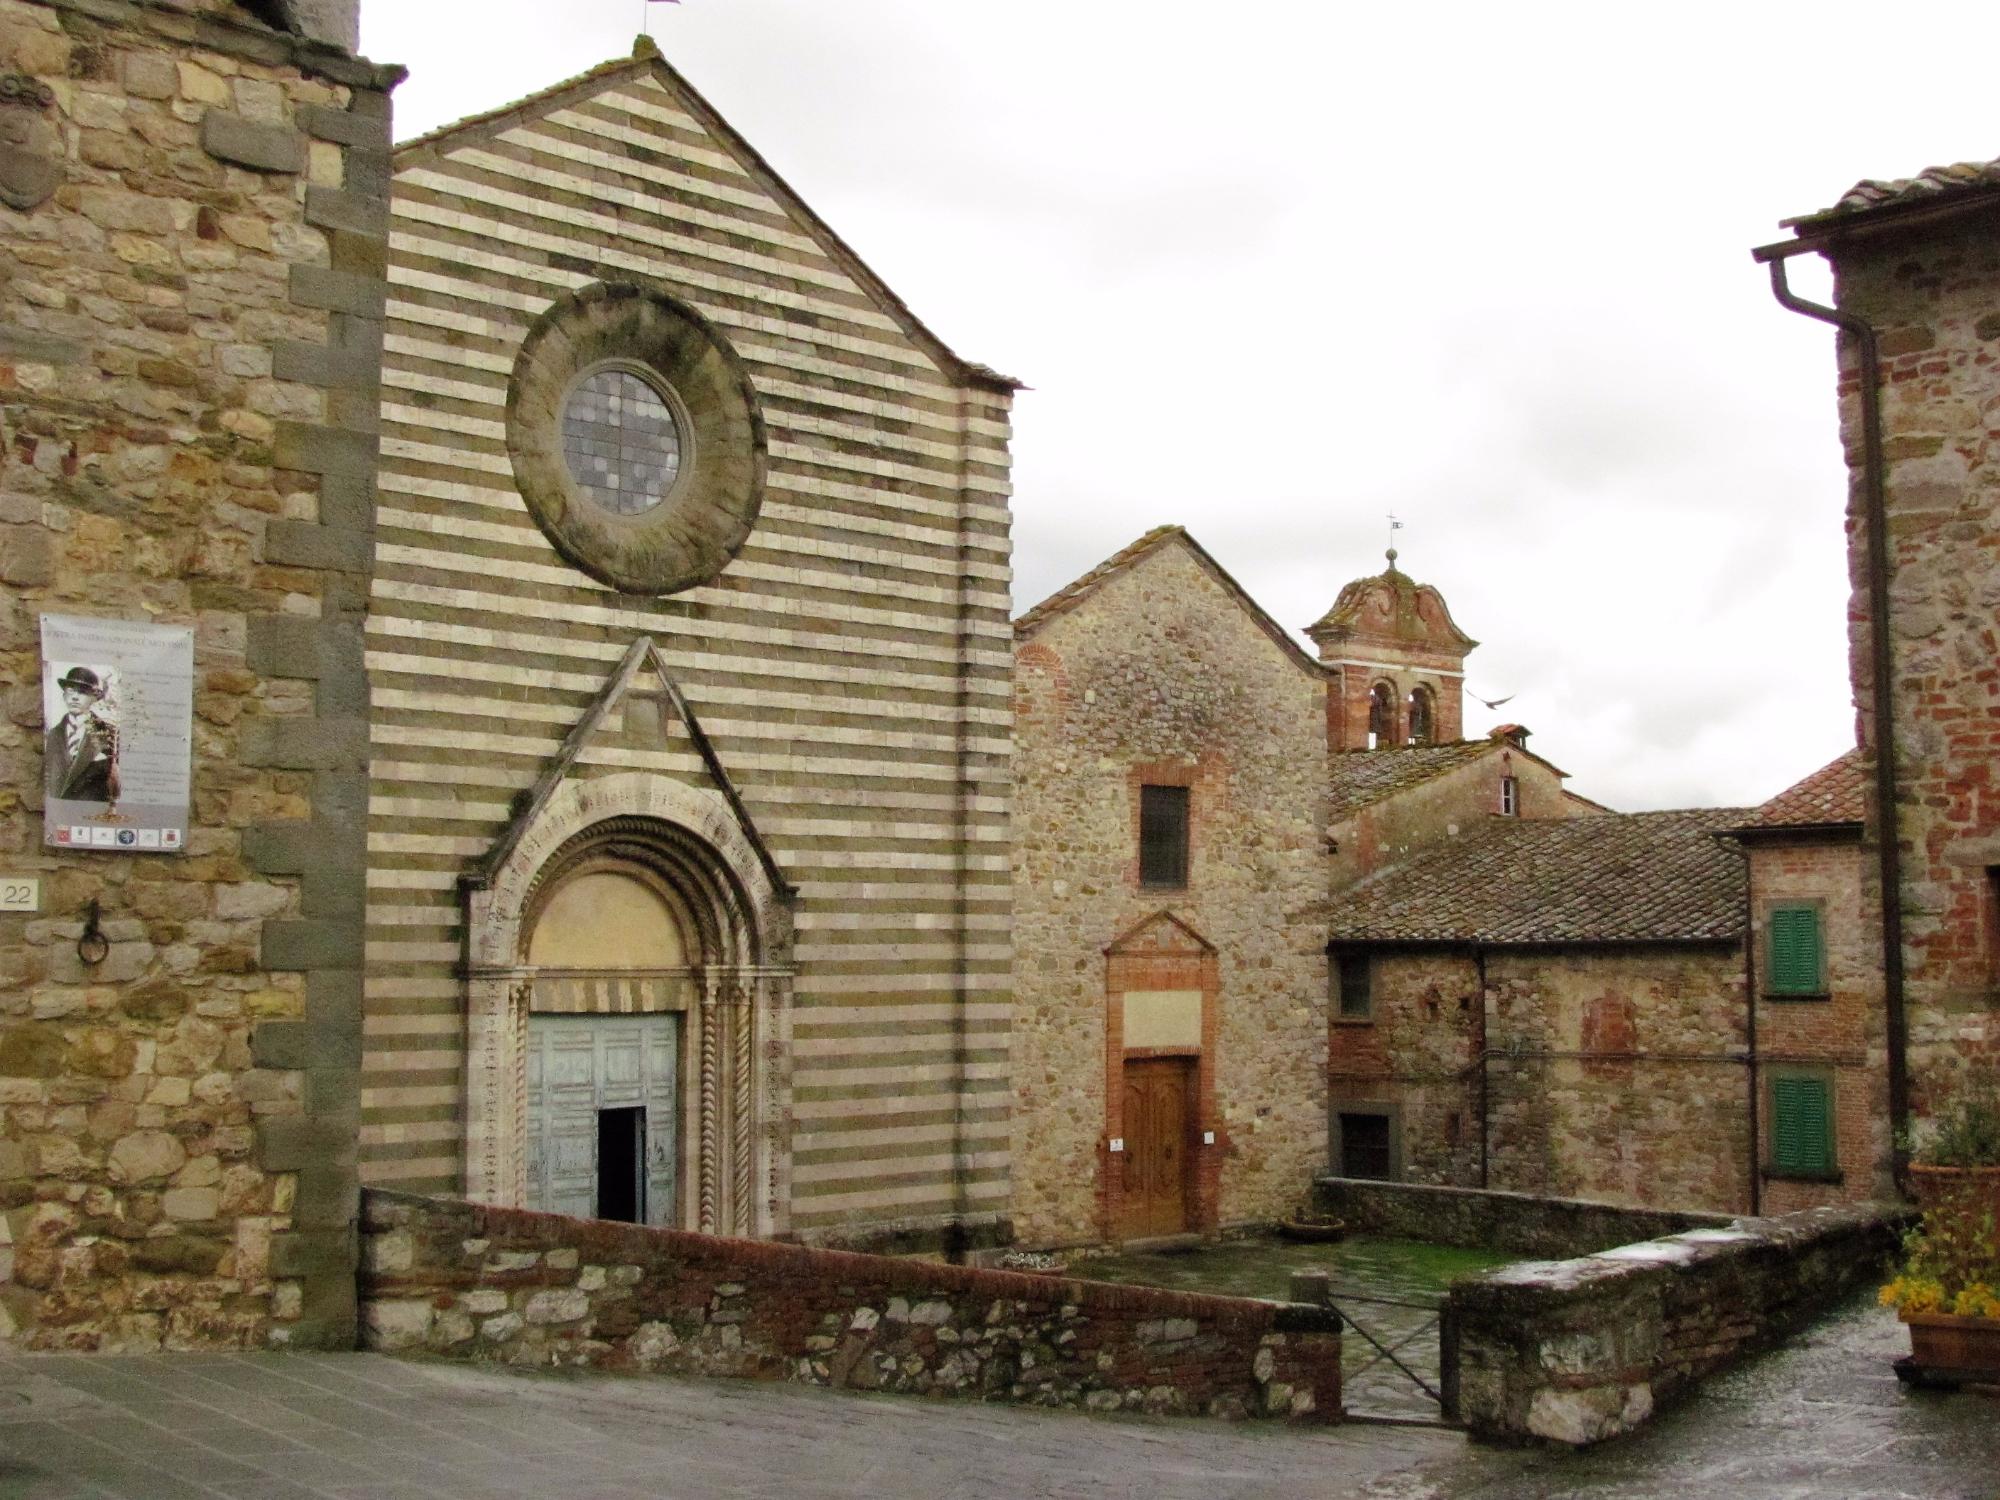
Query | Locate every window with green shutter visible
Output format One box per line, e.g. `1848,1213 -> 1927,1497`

1770,1074 -> 1835,1177
1765,904 -> 1825,995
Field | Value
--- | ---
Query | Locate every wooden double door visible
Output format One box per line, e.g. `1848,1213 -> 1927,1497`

1120,1057 -> 1194,1238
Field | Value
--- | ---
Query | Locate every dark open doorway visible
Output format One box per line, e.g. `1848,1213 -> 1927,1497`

597,1106 -> 646,1223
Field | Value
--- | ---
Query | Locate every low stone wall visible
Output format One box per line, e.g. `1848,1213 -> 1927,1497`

1314,1177 -> 1731,1258
358,1191 -> 1341,1423
1446,1203 -> 1902,1446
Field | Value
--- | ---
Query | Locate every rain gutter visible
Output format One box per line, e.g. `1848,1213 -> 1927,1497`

1749,234 -> 1908,1181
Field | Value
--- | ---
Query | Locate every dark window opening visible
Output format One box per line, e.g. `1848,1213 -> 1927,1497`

1339,1112 -> 1393,1180
1368,682 -> 1396,749
1139,784 -> 1190,888
1499,776 -> 1519,816
1335,952 -> 1372,1020
596,1106 -> 646,1223
1407,686 -> 1435,746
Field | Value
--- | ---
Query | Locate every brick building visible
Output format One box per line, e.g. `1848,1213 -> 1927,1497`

1725,750 -> 1892,1210
1013,526 -> 1893,1237
1325,808 -> 1755,1212
0,0 -> 396,1349
1759,159 -> 2000,1155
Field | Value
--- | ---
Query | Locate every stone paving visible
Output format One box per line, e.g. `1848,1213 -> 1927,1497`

0,1295 -> 1993,1500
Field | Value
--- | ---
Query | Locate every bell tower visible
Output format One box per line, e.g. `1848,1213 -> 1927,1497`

1307,549 -> 1477,751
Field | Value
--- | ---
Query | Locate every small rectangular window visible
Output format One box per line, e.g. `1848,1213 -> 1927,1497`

1769,1074 -> 1836,1177
1335,953 -> 1372,1020
1139,784 -> 1189,888
1499,776 -> 1518,816
1765,904 -> 1825,995
1338,1112 -> 1393,1180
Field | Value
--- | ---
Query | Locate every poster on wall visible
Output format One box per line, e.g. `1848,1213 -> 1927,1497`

40,614 -> 194,853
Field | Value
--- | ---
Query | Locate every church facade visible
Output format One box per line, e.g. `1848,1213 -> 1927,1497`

362,43 -> 1017,1249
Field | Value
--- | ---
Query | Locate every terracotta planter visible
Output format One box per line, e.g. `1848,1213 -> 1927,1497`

1899,1309 -> 2000,1386
1908,1163 -> 2000,1222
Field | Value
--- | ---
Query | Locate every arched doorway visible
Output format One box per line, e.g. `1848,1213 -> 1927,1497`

462,773 -> 794,1238
522,860 -> 692,1226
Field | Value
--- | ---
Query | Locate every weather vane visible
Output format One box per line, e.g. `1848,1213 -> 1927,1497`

641,0 -> 680,36
1386,513 -> 1403,564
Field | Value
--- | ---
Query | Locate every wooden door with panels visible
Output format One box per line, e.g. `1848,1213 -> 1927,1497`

1120,1056 -> 1193,1237
526,1013 -> 678,1225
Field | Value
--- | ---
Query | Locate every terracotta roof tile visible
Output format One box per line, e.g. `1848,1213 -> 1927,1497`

1327,808 -> 1749,946
1791,157 -> 2000,227
1735,748 -> 1866,831
1327,741 -> 1496,819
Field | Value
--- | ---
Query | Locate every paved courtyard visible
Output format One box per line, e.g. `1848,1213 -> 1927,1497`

0,1295 -> 1992,1499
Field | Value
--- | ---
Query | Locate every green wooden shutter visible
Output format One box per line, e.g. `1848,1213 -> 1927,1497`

1772,1075 -> 1833,1175
1767,906 -> 1823,994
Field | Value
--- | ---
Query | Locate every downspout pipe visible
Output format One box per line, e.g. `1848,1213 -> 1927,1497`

1755,245 -> 1910,1184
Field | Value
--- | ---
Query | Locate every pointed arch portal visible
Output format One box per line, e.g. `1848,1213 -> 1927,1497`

463,765 -> 795,1237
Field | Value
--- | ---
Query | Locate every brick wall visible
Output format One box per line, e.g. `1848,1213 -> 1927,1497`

1448,1203 -> 1902,1446
1743,835 -> 1892,1209
359,1189 -> 1342,1423
0,0 -> 397,1349
1824,223 -> 2000,1116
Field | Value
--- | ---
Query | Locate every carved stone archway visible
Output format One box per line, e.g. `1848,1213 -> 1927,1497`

462,772 -> 794,1237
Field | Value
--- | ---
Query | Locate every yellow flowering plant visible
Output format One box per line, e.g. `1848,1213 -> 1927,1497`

1880,1201 -> 2000,1320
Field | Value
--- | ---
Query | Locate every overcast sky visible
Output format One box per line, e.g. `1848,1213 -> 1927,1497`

359,1 -> 1999,812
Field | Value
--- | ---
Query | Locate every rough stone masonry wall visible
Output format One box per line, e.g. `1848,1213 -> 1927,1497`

1829,224 -> 2000,1109
0,0 -> 396,1349
1745,836 -> 1891,1211
1332,946 -> 1753,1214
1313,1178 -> 1729,1259
359,1190 -> 1342,1423
1012,541 -> 1329,1246
1447,1202 -> 1901,1446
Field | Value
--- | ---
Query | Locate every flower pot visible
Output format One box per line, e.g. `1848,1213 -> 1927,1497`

1908,1163 -> 2000,1222
1898,1309 -> 2000,1387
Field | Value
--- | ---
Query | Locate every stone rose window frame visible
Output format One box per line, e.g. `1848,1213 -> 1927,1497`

507,281 -> 767,595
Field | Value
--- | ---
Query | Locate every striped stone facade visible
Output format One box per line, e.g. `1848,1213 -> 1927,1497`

361,44 -> 1015,1246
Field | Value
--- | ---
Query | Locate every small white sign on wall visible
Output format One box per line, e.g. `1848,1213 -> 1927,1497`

0,877 -> 39,913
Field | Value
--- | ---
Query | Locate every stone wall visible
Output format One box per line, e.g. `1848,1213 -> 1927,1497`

1328,743 -> 1587,890
1743,833 -> 1892,1210
359,1189 -> 1342,1423
1447,1202 -> 1902,1446
1313,1178 -> 1729,1259
1012,535 -> 1329,1246
1329,945 -> 1754,1214
0,0 -> 397,1349
1824,222 -> 2000,1116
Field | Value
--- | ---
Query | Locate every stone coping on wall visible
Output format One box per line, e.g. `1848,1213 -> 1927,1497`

358,1191 -> 1342,1424
1445,1201 -> 1905,1446
1315,1177 -> 1735,1259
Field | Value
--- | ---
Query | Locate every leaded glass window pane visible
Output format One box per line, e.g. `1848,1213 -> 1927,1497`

562,368 -> 683,517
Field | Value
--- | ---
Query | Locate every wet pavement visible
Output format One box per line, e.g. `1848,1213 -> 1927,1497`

0,1294 -> 1993,1499
1076,1233 -> 1511,1422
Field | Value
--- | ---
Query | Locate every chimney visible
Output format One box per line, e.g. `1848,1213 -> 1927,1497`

1490,723 -> 1530,751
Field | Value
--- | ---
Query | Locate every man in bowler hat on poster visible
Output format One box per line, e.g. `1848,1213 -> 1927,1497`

45,666 -> 118,805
